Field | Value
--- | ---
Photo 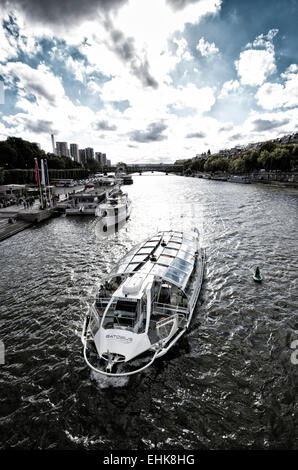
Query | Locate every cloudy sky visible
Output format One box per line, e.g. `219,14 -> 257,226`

0,0 -> 298,163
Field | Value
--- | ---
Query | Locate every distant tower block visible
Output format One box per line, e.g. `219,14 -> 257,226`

51,134 -> 56,154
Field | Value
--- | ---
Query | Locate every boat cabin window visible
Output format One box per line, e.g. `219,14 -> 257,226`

98,277 -> 121,297
102,297 -> 146,333
96,276 -> 122,317
151,280 -> 161,303
159,283 -> 171,304
157,283 -> 187,307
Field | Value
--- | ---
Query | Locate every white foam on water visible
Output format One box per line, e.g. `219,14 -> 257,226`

91,369 -> 130,389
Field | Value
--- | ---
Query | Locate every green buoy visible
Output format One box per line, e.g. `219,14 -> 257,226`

253,266 -> 262,282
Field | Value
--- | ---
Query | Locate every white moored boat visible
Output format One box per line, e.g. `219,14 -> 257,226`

65,190 -> 105,215
82,230 -> 205,376
95,191 -> 132,228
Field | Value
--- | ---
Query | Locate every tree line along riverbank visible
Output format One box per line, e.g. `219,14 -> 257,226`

0,137 -> 105,184
176,140 -> 298,176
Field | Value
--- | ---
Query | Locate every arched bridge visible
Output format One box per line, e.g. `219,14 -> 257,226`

110,164 -> 183,174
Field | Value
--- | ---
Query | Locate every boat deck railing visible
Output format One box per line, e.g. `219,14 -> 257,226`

152,301 -> 188,318
95,296 -> 112,312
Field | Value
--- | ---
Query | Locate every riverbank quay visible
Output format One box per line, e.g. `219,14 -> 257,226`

0,214 -> 32,242
0,183 -> 113,239
191,170 -> 298,188
0,201 -> 56,241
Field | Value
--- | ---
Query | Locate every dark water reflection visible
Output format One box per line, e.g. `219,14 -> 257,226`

0,174 -> 298,449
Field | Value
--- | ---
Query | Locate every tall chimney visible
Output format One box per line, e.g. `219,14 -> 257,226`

51,134 -> 56,154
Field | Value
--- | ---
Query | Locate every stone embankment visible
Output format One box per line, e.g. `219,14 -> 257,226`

191,171 -> 298,188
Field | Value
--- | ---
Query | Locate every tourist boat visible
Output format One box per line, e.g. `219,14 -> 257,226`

65,190 -> 106,215
95,190 -> 132,228
227,175 -> 251,184
82,229 -> 205,376
97,175 -> 116,186
118,173 -> 133,185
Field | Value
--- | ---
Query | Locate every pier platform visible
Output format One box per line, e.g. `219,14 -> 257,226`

0,200 -> 55,242
0,215 -> 32,242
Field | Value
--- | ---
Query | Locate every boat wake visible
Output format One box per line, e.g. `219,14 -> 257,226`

90,370 -> 129,389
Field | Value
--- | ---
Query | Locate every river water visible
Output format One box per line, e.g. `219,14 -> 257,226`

0,174 -> 297,450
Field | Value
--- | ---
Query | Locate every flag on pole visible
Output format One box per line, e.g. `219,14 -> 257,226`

44,159 -> 49,185
41,159 -> 49,185
34,158 -> 40,184
41,159 -> 45,185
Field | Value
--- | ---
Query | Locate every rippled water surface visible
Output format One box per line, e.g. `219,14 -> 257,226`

0,174 -> 298,449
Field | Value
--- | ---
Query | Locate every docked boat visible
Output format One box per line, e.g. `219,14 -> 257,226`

227,175 -> 251,184
65,190 -> 106,215
118,173 -> 133,185
95,190 -> 132,228
97,175 -> 116,186
82,229 -> 205,376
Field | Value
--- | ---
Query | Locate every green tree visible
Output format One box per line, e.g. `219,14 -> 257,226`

257,150 -> 271,170
259,140 -> 277,153
116,162 -> 128,172
229,157 -> 246,173
0,141 -> 18,168
84,158 -> 101,172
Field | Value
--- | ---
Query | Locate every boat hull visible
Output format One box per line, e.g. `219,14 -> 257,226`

66,208 -> 96,215
96,199 -> 132,227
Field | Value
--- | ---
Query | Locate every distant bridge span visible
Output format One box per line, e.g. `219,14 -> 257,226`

110,164 -> 183,174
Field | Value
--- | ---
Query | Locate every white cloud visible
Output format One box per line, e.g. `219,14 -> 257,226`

281,63 -> 298,78
235,29 -> 278,86
219,80 -> 241,98
246,28 -> 279,52
196,37 -> 219,57
65,56 -> 85,83
256,64 -> 298,110
0,23 -> 18,62
173,37 -> 192,61
0,11 -> 42,62
0,62 -> 66,106
235,49 -> 276,86
244,108 -> 297,137
4,1 -> 296,162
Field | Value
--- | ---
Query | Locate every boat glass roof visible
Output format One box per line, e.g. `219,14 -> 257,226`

177,249 -> 195,262
106,231 -> 197,289
158,255 -> 172,266
162,247 -> 178,256
171,257 -> 192,272
164,266 -> 188,286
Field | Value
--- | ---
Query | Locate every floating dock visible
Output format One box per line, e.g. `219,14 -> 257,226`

17,208 -> 54,223
0,205 -> 55,242
0,216 -> 32,242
